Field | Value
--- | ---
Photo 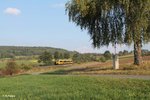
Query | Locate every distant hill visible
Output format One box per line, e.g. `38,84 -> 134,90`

0,46 -> 77,58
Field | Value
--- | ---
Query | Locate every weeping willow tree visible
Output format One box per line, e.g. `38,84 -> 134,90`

66,0 -> 125,50
66,0 -> 150,65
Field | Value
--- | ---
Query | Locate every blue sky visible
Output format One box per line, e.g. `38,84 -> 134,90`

0,0 -> 149,53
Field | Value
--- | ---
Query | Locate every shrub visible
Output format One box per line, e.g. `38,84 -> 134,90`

21,63 -> 32,71
4,60 -> 19,75
103,51 -> 112,60
100,56 -> 106,62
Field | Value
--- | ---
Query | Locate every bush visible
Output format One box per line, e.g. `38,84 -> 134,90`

4,60 -> 19,75
21,63 -> 32,71
100,56 -> 106,62
103,51 -> 111,60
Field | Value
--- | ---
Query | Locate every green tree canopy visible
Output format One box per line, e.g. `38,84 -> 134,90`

64,52 -> 70,59
54,51 -> 59,60
59,53 -> 64,59
38,51 -> 53,65
124,0 -> 150,65
66,0 -> 125,47
104,51 -> 112,60
66,0 -> 150,65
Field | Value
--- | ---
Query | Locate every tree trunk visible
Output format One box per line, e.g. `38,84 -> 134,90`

134,42 -> 142,65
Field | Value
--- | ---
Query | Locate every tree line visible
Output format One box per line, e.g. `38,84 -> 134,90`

0,46 -> 75,58
38,49 -> 150,65
38,51 -> 113,65
38,51 -> 72,65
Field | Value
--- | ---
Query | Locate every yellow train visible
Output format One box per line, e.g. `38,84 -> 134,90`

55,59 -> 73,65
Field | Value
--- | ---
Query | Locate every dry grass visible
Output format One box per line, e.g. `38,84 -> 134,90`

19,56 -> 150,75
46,56 -> 150,75
24,65 -> 71,75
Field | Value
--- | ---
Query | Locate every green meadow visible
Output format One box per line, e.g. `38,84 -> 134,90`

0,75 -> 149,100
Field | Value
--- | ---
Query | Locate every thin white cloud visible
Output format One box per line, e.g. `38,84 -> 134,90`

50,3 -> 65,8
4,7 -> 21,16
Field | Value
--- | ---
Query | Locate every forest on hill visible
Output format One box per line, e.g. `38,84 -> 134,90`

0,46 -> 149,64
0,46 -> 76,58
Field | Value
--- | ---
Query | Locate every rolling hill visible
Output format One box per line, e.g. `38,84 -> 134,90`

0,46 -> 77,58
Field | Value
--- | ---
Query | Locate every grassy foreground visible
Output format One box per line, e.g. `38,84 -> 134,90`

0,75 -> 150,100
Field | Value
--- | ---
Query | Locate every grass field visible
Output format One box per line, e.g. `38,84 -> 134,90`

0,75 -> 150,100
0,56 -> 150,99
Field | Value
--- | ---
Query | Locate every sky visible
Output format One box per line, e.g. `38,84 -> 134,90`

0,0 -> 149,53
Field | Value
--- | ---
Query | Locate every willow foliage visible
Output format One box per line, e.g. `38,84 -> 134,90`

122,0 -> 150,45
66,0 -> 150,48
